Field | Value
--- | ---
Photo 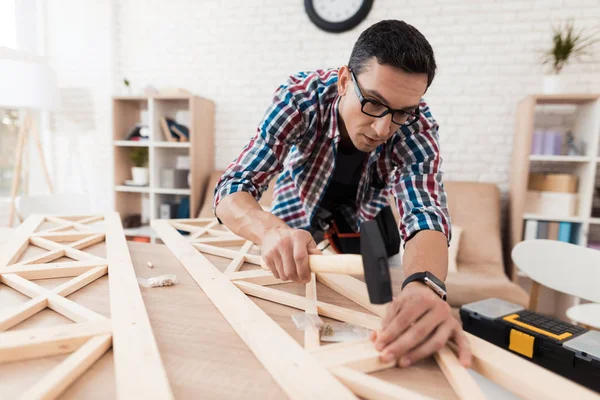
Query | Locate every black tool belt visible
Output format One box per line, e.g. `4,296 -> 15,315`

309,206 -> 399,256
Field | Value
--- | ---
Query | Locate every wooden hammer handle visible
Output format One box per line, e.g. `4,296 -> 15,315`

261,254 -> 364,275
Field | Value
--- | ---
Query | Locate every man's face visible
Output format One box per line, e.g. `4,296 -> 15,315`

337,59 -> 428,152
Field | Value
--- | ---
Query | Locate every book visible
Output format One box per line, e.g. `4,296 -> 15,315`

558,222 -> 572,242
160,117 -> 177,142
159,117 -> 189,142
536,221 -> 549,239
524,219 -> 538,240
547,222 -> 560,241
177,197 -> 190,219
172,123 -> 189,142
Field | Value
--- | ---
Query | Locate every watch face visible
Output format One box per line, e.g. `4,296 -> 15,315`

312,0 -> 364,23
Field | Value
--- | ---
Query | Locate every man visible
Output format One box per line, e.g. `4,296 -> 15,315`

214,20 -> 471,368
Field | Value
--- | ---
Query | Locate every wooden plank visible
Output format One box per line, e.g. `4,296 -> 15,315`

192,243 -> 262,265
20,334 -> 113,400
152,219 -> 357,400
69,233 -> 106,249
434,346 -> 486,400
31,232 -> 102,242
11,248 -> 65,266
317,272 -> 481,398
44,215 -> 103,232
224,240 -> 254,273
191,220 -> 220,238
465,332 -> 598,400
105,213 -> 173,399
29,237 -> 105,261
305,273 -> 320,349
170,222 -> 241,240
0,260 -> 107,280
0,320 -> 112,363
225,269 -> 289,285
54,266 -> 108,297
0,273 -> 107,322
0,213 -> 44,267
195,236 -> 246,246
310,339 -> 395,373
0,296 -> 47,331
233,281 -> 381,330
330,366 -> 433,400
316,273 -> 386,317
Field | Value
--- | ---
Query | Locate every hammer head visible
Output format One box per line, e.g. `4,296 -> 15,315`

360,206 -> 400,305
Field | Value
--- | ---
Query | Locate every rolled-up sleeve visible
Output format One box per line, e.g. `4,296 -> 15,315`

213,86 -> 304,218
391,102 -> 452,246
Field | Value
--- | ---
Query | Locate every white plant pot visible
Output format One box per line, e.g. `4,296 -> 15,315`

543,75 -> 563,94
131,167 -> 149,185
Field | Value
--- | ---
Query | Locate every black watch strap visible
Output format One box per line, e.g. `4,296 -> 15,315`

402,272 -> 447,301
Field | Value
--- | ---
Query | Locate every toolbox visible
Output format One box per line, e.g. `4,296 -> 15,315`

460,298 -> 600,392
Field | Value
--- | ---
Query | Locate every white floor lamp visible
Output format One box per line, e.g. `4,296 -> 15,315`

0,57 -> 59,227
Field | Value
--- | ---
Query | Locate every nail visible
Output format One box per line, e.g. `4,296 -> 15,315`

400,357 -> 411,367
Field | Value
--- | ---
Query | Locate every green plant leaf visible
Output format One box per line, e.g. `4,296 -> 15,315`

129,147 -> 148,167
541,19 -> 597,74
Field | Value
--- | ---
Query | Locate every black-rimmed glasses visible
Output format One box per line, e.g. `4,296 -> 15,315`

350,69 -> 420,126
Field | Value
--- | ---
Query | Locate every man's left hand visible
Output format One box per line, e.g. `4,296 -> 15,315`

371,281 -> 472,368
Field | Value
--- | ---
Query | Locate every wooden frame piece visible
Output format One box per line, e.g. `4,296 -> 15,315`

304,273 -> 320,350
0,213 -> 173,399
462,332 -> 599,400
152,219 -> 470,399
153,217 -> 598,400
152,219 -> 356,400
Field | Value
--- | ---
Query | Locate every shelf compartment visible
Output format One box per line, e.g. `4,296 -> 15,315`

114,140 -> 149,147
115,185 -> 150,193
154,142 -> 190,148
529,155 -> 590,162
523,214 -> 585,223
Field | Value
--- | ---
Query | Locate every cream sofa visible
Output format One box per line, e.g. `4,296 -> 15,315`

200,172 -> 529,314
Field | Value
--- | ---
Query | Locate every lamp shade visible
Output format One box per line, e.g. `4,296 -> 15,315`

0,58 -> 59,111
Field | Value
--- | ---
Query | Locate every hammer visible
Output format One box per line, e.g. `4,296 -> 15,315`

261,207 -> 399,304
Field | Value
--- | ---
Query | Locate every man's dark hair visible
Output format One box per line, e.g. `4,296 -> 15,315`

348,20 -> 437,88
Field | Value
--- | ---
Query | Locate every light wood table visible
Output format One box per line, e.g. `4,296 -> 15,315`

0,237 -> 513,399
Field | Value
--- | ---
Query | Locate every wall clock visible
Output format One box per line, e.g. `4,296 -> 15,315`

305,0 -> 374,33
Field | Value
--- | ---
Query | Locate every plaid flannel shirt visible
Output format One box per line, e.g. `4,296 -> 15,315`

214,68 -> 451,244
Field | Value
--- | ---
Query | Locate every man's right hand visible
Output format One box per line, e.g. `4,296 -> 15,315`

261,226 -> 322,283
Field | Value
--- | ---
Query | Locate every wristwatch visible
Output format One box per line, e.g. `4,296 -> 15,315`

402,272 -> 447,301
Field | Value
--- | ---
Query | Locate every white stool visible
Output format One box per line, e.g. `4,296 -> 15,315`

567,303 -> 600,330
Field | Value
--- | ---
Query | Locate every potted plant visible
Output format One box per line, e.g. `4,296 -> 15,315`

541,20 -> 597,94
129,147 -> 149,185
123,77 -> 132,95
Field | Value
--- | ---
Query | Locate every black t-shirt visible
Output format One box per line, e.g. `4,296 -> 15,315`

318,143 -> 367,220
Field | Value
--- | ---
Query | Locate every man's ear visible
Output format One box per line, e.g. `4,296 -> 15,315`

337,65 -> 351,96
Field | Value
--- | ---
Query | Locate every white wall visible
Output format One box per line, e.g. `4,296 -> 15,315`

45,0 -> 600,209
114,0 -> 600,193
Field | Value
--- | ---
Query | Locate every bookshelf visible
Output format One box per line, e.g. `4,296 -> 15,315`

509,94 -> 600,317
112,94 -> 214,241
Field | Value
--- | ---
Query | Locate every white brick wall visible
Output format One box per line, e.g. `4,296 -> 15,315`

114,0 -> 600,194
45,1 -> 600,211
